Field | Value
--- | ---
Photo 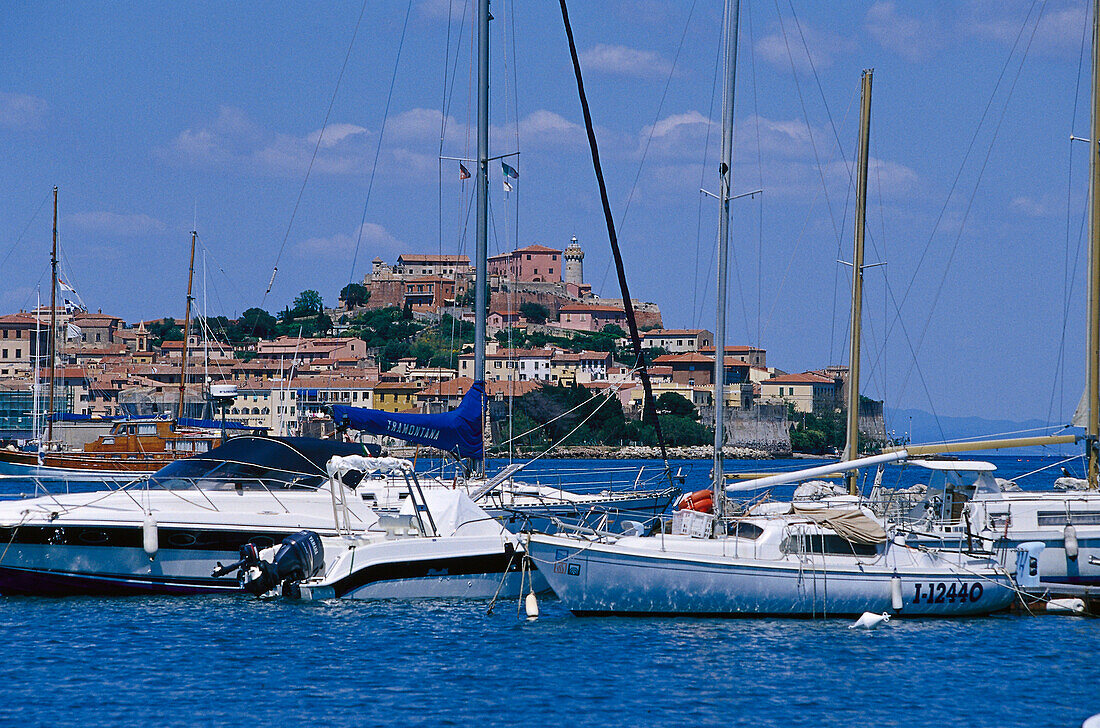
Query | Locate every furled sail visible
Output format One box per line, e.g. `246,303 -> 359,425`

331,380 -> 484,459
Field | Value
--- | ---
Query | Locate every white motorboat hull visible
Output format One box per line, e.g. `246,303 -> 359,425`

528,533 -> 1017,617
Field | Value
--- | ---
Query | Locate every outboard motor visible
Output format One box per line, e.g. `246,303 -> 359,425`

212,531 -> 325,598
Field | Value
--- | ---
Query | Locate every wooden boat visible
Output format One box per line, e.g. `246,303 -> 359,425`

0,419 -> 258,478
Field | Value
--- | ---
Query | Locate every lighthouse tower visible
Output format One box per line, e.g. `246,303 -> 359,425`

564,236 -> 584,286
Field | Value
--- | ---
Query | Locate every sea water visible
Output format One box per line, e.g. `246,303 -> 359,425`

0,456 -> 1094,727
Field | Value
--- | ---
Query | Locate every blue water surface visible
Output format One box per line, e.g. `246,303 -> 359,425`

0,455 -> 1094,727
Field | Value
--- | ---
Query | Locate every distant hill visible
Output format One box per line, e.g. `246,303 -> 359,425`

883,407 -> 1080,455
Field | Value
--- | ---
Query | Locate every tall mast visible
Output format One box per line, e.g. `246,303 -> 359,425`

177,230 -> 196,421
1088,0 -> 1100,490
47,186 -> 58,445
33,288 -> 41,444
473,0 -> 489,474
712,0 -> 740,517
845,68 -> 873,495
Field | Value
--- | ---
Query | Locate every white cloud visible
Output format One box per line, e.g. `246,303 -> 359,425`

755,22 -> 854,72
68,211 -> 167,236
1010,194 -> 1058,217
0,92 -> 48,129
964,1 -> 1087,56
161,106 -> 374,176
579,44 -> 673,78
865,2 -> 934,62
298,222 -> 404,258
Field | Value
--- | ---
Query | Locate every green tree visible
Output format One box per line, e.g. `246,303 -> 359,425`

238,307 -> 277,340
656,391 -> 696,419
340,283 -> 369,309
519,301 -> 550,324
293,289 -> 324,316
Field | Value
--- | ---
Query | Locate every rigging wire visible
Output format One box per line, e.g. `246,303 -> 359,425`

256,0 -> 370,324
596,0 -> 701,297
0,189 -> 51,272
347,0 -> 414,288
868,0 -> 1043,384
691,21 -> 725,330
1046,4 -> 1093,427
891,0 -> 1050,418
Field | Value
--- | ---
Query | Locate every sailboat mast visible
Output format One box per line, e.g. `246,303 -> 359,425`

712,0 -> 740,515
177,230 -> 196,421
473,0 -> 490,475
33,288 -> 41,444
845,68 -> 873,495
1088,0 -> 1100,490
47,186 -> 58,445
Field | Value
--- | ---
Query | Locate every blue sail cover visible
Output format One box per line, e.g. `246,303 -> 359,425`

331,380 -> 484,458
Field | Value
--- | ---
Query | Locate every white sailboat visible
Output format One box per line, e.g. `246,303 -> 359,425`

528,1 -> 1017,617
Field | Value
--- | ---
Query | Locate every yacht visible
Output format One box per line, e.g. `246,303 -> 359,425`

0,436 -> 382,595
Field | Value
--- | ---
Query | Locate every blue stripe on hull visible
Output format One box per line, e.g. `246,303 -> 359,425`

0,566 -> 238,596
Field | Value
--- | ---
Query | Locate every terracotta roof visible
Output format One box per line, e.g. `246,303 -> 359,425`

766,372 -> 835,385
514,244 -> 562,254
72,312 -> 122,322
0,314 -> 37,327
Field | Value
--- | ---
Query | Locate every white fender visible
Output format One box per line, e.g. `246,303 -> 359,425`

142,513 -> 158,558
1064,524 -> 1079,561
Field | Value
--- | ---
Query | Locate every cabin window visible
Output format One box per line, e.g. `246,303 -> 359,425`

137,424 -> 156,435
781,533 -> 878,557
1037,511 -> 1100,526
101,437 -> 115,445
725,521 -> 765,539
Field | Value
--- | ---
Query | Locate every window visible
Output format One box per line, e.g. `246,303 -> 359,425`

533,269 -> 539,275
15,349 -> 21,358
526,254 -> 531,260
1,349 -> 6,358
96,333 -> 101,342
552,254 -> 557,260
782,534 -> 877,557
1,330 -> 5,338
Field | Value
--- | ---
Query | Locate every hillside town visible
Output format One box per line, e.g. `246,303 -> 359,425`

0,237 -> 884,455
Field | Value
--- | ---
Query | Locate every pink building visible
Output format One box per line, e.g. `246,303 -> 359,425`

557,304 -> 628,332
487,244 -> 562,283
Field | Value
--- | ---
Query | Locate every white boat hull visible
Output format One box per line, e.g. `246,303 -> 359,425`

528,533 -> 1017,617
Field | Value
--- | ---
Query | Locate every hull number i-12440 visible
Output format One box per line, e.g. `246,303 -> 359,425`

913,582 -> 983,604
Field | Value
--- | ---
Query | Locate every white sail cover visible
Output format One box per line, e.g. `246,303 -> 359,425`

791,504 -> 888,545
398,490 -> 505,538
326,455 -> 413,478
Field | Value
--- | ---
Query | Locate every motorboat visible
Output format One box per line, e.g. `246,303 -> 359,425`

0,435 -> 383,595
870,459 -> 1100,596
215,454 -> 546,601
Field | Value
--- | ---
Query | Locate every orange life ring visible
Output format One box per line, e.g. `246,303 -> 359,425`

678,489 -> 713,510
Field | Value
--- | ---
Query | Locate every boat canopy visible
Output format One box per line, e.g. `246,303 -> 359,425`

331,380 -> 484,459
790,504 -> 888,545
151,436 -> 382,490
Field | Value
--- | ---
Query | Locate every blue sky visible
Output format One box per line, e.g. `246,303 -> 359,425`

0,0 -> 1093,424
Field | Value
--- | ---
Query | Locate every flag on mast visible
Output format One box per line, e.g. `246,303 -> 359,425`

459,163 -> 471,180
57,278 -> 76,294
502,161 -> 518,192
